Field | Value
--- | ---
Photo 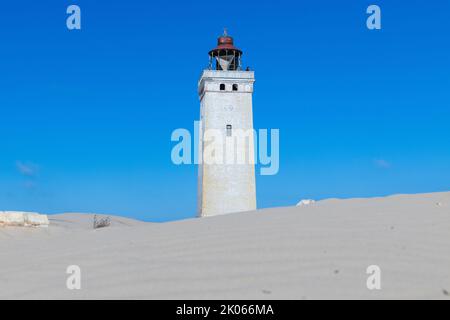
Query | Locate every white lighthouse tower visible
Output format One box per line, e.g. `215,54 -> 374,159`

197,30 -> 257,217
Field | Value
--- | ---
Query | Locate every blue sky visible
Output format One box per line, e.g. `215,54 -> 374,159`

0,0 -> 449,221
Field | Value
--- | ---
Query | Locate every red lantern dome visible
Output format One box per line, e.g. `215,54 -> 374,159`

208,29 -> 242,71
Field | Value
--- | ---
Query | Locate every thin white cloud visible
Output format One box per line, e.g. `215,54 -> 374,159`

373,159 -> 391,169
16,161 -> 39,177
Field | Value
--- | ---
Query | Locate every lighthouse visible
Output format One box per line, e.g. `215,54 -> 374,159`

197,30 -> 257,217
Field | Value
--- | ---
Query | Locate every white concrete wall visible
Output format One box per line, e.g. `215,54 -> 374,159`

198,70 -> 257,217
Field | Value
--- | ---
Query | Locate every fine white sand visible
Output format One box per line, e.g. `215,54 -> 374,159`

0,192 -> 449,300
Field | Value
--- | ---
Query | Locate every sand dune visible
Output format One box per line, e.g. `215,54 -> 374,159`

0,192 -> 449,299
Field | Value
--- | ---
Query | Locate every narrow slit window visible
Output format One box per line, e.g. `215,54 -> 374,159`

226,124 -> 232,137
232,84 -> 238,91
220,84 -> 226,91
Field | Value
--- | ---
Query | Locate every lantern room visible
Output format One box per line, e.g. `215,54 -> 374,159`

208,29 -> 243,71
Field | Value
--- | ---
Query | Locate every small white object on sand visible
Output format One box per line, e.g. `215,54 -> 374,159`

0,211 -> 49,227
296,199 -> 316,206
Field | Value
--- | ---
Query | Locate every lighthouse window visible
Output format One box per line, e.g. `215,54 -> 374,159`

232,84 -> 238,91
220,84 -> 226,91
226,125 -> 232,137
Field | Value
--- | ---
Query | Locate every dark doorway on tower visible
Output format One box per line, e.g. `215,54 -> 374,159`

226,124 -> 232,137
